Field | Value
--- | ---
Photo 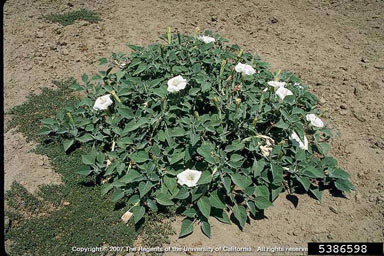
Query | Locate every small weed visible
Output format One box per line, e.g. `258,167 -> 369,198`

44,9 -> 101,26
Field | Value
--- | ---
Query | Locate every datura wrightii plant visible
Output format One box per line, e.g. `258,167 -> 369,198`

39,28 -> 354,238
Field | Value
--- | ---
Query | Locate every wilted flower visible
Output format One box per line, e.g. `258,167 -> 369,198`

267,81 -> 286,88
197,35 -> 215,44
289,131 -> 308,150
167,75 -> 187,93
121,210 -> 133,223
257,135 -> 275,157
177,169 -> 202,187
306,114 -> 324,128
275,87 -> 293,100
235,62 -> 256,76
93,94 -> 113,111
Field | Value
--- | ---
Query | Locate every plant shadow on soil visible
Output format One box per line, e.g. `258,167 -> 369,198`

4,79 -> 174,255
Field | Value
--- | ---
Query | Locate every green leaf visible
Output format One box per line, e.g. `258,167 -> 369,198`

133,63 -> 147,75
303,166 -> 325,178
179,218 -> 194,238
212,208 -> 231,224
319,142 -> 330,156
223,176 -> 231,193
335,179 -> 354,192
183,208 -> 196,218
296,176 -> 311,191
111,189 -> 124,202
139,181 -> 153,198
41,118 -> 56,125
247,201 -> 257,216
123,118 -> 148,133
101,183 -> 113,196
253,159 -> 265,177
155,193 -> 174,206
197,171 -> 212,185
118,170 -> 143,184
76,166 -> 92,176
132,206 -> 145,224
225,143 -> 245,152
201,221 -> 211,238
233,204 -> 247,229
209,191 -> 226,209
37,127 -> 52,135
310,187 -> 322,202
129,151 -> 149,163
275,119 -> 289,129
329,168 -> 350,179
174,187 -> 189,200
197,143 -> 216,164
171,127 -> 186,137
197,196 -> 211,219
170,150 -> 185,165
230,173 -> 251,190
63,139 -> 74,152
77,134 -> 93,143
81,154 -> 95,166
254,196 -> 273,209
230,154 -> 244,162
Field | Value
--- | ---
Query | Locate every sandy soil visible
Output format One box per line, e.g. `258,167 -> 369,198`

4,0 -> 384,254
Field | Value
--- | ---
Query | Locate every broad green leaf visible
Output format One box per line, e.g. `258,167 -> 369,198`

174,187 -> 189,200
209,191 -> 226,209
111,189 -> 124,202
63,139 -> 74,152
81,154 -> 95,166
76,165 -> 92,176
303,166 -> 325,178
139,181 -> 153,198
212,208 -> 231,224
197,171 -> 212,185
225,143 -> 245,152
254,196 -> 273,209
309,187 -> 322,202
296,176 -> 311,191
230,154 -> 244,162
253,159 -> 265,177
335,179 -> 354,192
197,143 -> 216,164
155,193 -> 174,206
101,183 -> 113,196
129,151 -> 149,163
201,221 -> 211,238
77,134 -> 93,143
230,173 -> 251,190
170,150 -> 185,165
233,204 -> 247,229
275,119 -> 289,129
132,205 -> 145,224
183,208 -> 196,218
179,218 -> 194,238
197,196 -> 211,219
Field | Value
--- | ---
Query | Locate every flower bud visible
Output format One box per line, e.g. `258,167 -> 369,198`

235,98 -> 241,107
194,111 -> 199,119
252,116 -> 258,127
237,49 -> 243,58
220,60 -> 227,77
212,96 -> 218,104
110,90 -> 121,103
66,112 -> 75,125
167,27 -> 172,44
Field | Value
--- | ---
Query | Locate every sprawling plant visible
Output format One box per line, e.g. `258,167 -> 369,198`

40,30 -> 354,238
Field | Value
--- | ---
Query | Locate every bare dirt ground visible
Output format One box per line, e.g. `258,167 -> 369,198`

4,0 -> 384,254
